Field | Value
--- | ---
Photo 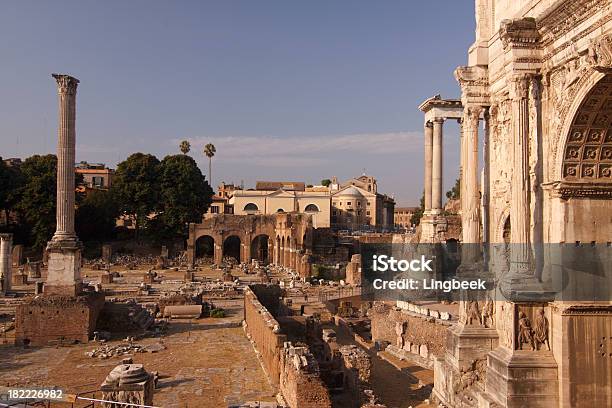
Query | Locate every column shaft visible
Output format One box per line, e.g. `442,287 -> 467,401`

432,119 -> 444,211
423,122 -> 433,211
461,106 -> 481,245
52,74 -> 79,240
0,234 -> 12,293
510,75 -> 531,273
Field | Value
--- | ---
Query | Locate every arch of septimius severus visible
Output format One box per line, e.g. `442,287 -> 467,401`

420,1 -> 612,407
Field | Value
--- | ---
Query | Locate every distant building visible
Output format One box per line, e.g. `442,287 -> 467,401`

3,157 -> 22,167
230,188 -> 331,228
75,161 -> 114,189
217,182 -> 240,199
330,175 -> 395,230
394,207 -> 419,229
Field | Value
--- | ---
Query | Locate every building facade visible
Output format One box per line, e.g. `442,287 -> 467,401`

426,1 -> 612,407
394,207 -> 419,230
75,161 -> 114,189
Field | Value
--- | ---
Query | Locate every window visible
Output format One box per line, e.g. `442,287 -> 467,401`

211,206 -> 219,214
244,203 -> 258,212
332,210 -> 337,216
357,201 -> 361,207
367,202 -> 370,206
347,202 -> 352,206
304,204 -> 319,212
92,176 -> 104,187
277,208 -> 285,213
367,211 -> 370,216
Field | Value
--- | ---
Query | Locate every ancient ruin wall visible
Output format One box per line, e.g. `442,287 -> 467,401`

279,345 -> 332,408
244,286 -> 287,387
369,302 -> 448,359
14,293 -> 105,346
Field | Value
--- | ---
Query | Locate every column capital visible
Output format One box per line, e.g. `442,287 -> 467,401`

509,74 -> 532,100
425,121 -> 434,128
464,105 -> 483,127
52,73 -> 79,95
433,117 -> 445,124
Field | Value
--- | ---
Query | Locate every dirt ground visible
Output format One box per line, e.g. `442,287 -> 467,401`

1,263 -> 278,408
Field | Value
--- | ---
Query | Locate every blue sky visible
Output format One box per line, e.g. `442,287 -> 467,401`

0,1 -> 475,205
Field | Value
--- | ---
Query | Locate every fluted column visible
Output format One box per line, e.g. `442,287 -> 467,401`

461,106 -> 482,246
51,74 -> 79,242
432,118 -> 444,212
0,234 -> 12,293
509,75 -> 531,276
424,122 -> 433,212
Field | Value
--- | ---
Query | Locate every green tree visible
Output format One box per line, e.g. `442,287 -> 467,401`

0,159 -> 24,226
179,140 -> 191,155
111,153 -> 161,237
321,179 -> 332,187
203,143 -> 216,186
158,154 -> 213,235
16,155 -> 57,248
410,192 -> 425,226
75,189 -> 119,242
446,178 -> 460,200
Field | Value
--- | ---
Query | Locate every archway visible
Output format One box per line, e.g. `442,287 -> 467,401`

195,235 -> 214,259
251,234 -> 270,264
223,235 -> 241,263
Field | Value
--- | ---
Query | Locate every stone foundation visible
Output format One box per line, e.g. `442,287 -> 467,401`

15,292 -> 105,346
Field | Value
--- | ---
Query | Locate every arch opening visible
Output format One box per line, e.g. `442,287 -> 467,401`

244,203 -> 259,213
251,234 -> 270,264
223,235 -> 241,263
195,235 -> 214,259
562,74 -> 612,182
304,204 -> 319,212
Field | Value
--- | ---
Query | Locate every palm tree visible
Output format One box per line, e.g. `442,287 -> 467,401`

179,140 -> 191,155
204,143 -> 216,186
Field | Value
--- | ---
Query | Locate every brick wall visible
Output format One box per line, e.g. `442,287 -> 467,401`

15,292 -> 105,346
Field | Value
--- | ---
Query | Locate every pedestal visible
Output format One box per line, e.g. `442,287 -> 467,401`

420,213 -> 448,243
44,240 -> 83,297
480,347 -> 558,408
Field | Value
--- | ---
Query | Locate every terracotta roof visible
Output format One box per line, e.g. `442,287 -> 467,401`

255,181 -> 305,191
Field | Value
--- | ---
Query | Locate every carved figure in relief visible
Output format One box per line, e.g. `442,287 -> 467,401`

481,297 -> 494,328
467,301 -> 481,326
533,308 -> 551,351
518,311 -> 535,350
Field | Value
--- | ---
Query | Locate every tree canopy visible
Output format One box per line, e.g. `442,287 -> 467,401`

111,153 -> 161,234
157,154 -> 213,235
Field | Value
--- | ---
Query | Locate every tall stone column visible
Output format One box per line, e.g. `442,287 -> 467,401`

51,74 -> 79,242
45,74 -> 82,297
432,118 -> 444,213
461,106 -> 482,246
509,75 -> 532,279
0,233 -> 13,294
423,122 -> 433,212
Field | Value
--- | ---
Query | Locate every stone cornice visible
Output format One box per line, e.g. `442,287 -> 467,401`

553,181 -> 612,200
500,17 -> 540,51
52,73 -> 79,95
418,94 -> 462,112
538,0 -> 607,47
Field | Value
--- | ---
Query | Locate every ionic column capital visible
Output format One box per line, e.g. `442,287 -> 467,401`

433,117 -> 445,124
424,121 -> 434,128
52,73 -> 79,95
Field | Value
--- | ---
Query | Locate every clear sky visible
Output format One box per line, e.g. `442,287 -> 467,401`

0,1 -> 475,206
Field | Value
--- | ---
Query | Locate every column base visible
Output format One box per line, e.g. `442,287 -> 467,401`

446,323 -> 499,372
480,347 -> 558,408
420,214 -> 448,243
45,238 -> 83,297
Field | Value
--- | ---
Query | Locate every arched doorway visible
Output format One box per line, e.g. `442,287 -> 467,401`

251,234 -> 269,264
223,235 -> 241,263
195,235 -> 214,259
